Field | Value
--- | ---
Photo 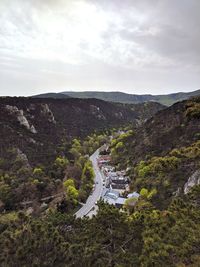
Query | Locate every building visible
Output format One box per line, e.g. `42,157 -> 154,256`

110,176 -> 129,184
103,189 -> 126,208
111,183 -> 128,190
115,197 -> 127,208
97,155 -> 111,168
103,189 -> 140,209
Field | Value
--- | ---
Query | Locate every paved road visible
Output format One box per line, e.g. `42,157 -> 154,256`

75,148 -> 104,218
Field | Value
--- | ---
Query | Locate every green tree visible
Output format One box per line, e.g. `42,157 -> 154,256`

81,161 -> 94,195
63,179 -> 78,204
66,185 -> 79,202
63,178 -> 75,189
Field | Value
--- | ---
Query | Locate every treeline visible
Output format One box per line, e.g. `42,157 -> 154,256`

1,186 -> 200,266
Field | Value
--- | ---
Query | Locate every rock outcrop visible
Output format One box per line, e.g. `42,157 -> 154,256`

184,170 -> 200,194
5,105 -> 37,133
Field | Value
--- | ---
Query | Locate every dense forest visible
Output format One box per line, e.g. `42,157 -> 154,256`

1,193 -> 200,266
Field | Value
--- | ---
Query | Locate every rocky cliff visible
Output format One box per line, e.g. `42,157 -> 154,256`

0,97 -> 164,167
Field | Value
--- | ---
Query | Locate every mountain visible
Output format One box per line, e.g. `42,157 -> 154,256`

32,92 -> 70,99
127,98 -> 200,160
111,96 -> 200,208
0,97 -> 164,167
0,96 -> 164,212
58,89 -> 200,106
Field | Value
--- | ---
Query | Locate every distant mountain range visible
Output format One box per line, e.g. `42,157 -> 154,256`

32,89 -> 200,106
32,92 -> 70,99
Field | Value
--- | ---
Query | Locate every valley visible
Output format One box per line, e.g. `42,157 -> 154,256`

1,96 -> 200,266
0,97 -> 163,214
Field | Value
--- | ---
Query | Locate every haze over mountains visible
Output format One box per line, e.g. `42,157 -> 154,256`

33,89 -> 200,106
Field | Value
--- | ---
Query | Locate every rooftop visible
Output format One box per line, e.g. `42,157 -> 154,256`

127,192 -> 140,199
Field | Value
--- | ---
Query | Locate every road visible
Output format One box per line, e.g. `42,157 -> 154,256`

75,148 -> 104,218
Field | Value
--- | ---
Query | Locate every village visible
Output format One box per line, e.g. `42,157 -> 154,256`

97,145 -> 140,209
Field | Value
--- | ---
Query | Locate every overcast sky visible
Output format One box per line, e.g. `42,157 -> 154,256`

0,0 -> 199,96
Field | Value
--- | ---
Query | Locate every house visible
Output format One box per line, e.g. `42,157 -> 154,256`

102,189 -> 140,209
105,170 -> 130,191
110,176 -> 128,184
116,170 -> 126,176
103,194 -> 126,208
103,189 -> 127,208
108,171 -> 118,178
115,197 -> 127,208
108,174 -> 129,187
104,189 -> 119,199
111,183 -> 128,190
97,155 -> 111,168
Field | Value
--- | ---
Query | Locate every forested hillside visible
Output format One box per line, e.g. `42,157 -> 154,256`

0,97 -> 163,212
110,96 -> 200,208
0,97 -> 163,166
1,196 -> 200,266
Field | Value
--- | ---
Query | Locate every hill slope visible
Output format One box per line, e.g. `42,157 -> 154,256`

0,97 -> 164,166
111,96 -> 200,208
0,97 -> 164,211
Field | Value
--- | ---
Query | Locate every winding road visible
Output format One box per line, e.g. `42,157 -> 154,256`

75,148 -> 104,218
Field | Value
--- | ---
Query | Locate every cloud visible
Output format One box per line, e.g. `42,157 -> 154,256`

0,0 -> 199,96
97,0 -> 200,68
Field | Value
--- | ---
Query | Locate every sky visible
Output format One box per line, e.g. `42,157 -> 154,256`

0,0 -> 199,96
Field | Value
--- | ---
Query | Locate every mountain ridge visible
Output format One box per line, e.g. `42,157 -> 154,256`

32,89 -> 200,106
0,97 -> 164,167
